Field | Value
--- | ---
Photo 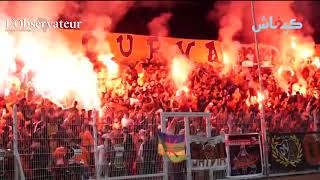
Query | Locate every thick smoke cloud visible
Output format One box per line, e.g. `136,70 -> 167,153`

208,1 -> 316,94
208,1 -> 314,46
147,12 -> 179,61
148,12 -> 172,37
208,1 -> 247,43
71,1 -> 135,30
134,1 -> 176,8
0,1 -> 178,108
0,1 -> 68,21
0,1 -> 137,109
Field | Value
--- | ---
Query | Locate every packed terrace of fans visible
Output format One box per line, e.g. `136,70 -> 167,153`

0,49 -> 320,179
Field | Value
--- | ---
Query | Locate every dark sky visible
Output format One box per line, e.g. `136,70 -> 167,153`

114,1 -> 320,43
114,1 -> 218,40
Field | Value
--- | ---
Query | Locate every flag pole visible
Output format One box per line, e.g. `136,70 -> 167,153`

250,1 -> 270,179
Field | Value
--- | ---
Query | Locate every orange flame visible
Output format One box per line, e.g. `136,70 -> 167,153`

277,66 -> 283,75
291,36 -> 297,49
273,33 -> 316,98
171,55 -> 193,88
98,54 -> 119,79
257,91 -> 265,103
276,66 -> 294,76
4,88 -> 10,97
220,42 -> 239,74
292,83 -> 307,96
14,33 -> 101,109
245,91 -> 266,110
176,86 -> 189,96
312,56 -> 320,69
223,52 -> 230,64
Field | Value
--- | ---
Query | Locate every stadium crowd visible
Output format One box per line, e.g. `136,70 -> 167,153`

0,52 -> 320,179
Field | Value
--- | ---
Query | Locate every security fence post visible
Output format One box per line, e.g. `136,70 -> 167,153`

160,113 -> 169,180
251,1 -> 270,178
206,114 -> 214,180
184,117 -> 192,180
93,109 -> 100,180
13,105 -> 25,180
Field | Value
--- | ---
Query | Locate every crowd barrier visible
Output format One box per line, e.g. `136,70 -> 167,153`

7,107 -> 320,180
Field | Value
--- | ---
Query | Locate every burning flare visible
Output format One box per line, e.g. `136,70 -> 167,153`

0,31 -> 103,110
98,54 -> 119,79
312,56 -> 320,69
273,33 -> 316,98
0,31 -> 16,95
171,55 -> 193,88
245,90 -> 266,110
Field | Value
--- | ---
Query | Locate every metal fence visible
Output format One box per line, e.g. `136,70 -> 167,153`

95,109 -> 165,180
4,104 -> 320,180
8,104 -> 166,180
15,104 -> 96,180
160,112 -> 227,180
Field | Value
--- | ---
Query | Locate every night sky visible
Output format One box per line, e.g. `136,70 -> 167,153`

114,1 -> 218,40
114,1 -> 320,43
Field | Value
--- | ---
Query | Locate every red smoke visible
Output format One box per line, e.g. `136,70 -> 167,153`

148,12 -> 172,37
73,1 -> 135,30
209,2 -> 247,43
208,1 -> 317,97
0,1 -> 138,109
0,1 -> 68,21
209,1 -> 314,46
135,1 -> 176,8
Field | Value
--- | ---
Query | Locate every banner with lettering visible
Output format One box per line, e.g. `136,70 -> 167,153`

104,33 -> 223,64
59,29 -> 320,68
269,132 -> 320,174
190,135 -> 226,169
225,133 -> 263,178
59,29 -> 223,64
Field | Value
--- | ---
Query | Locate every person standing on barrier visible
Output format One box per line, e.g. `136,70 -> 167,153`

80,124 -> 94,177
136,129 -> 146,174
66,138 -> 90,180
110,127 -> 127,177
51,145 -> 67,180
0,149 -> 6,179
123,127 -> 136,176
30,137 -> 51,180
313,102 -> 320,131
97,135 -> 108,178
138,129 -> 158,175
52,123 -> 68,148
104,134 -> 114,178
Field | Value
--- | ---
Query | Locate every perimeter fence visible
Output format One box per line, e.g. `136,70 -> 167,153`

3,105 -> 320,180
